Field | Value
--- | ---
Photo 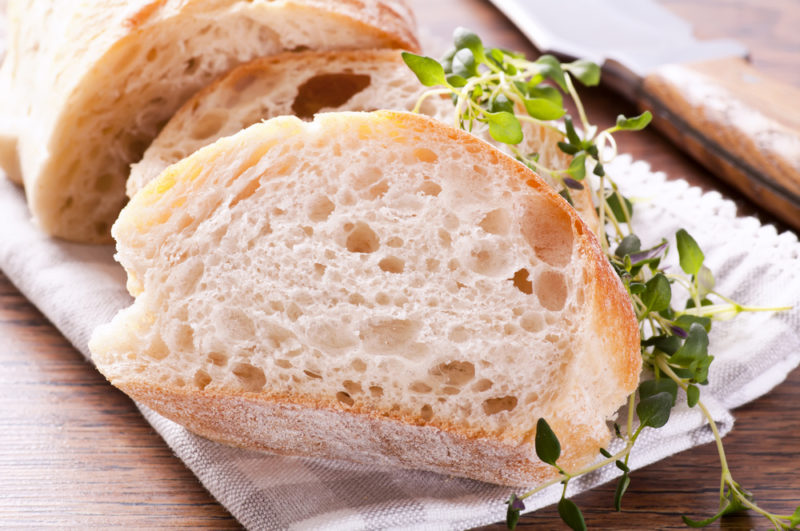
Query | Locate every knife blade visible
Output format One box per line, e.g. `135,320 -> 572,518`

488,0 -> 800,230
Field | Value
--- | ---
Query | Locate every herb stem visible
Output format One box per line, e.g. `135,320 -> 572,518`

564,73 -> 591,137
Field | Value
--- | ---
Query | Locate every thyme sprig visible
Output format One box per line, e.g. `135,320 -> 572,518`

403,28 -> 796,531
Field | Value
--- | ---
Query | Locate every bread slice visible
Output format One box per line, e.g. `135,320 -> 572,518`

128,49 -> 599,231
0,0 -> 419,243
90,111 -> 641,486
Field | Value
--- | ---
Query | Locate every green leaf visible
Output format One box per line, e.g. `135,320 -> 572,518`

534,418 -> 561,466
564,116 -> 581,146
535,55 -> 568,91
490,94 -> 515,114
486,111 -> 523,145
453,27 -> 486,62
489,48 -> 505,65
697,265 -> 715,298
614,472 -> 630,511
652,334 -> 682,355
445,74 -> 467,87
593,162 -> 605,177
523,97 -> 566,120
681,495 -> 748,527
636,391 -> 673,429
615,234 -> 641,258
669,323 -> 709,366
674,314 -> 712,333
676,229 -> 705,276
558,498 -> 587,531
642,273 -> 672,313
402,52 -> 447,87
687,384 -> 700,407
566,59 -> 601,86
789,505 -> 800,527
567,153 -> 587,180
606,191 -> 634,222
528,85 -> 563,106
557,142 -> 580,155
452,48 -> 478,78
616,111 -> 652,131
599,448 -> 612,458
639,378 -> 678,406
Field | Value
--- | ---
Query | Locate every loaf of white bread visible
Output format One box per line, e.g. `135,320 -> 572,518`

89,111 -> 641,486
129,49 -> 598,230
0,0 -> 418,243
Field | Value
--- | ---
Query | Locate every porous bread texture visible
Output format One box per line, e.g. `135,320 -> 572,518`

129,48 -> 599,231
0,0 -> 418,243
91,111 -> 640,485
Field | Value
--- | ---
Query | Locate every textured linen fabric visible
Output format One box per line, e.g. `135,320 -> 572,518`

2,151 -> 798,529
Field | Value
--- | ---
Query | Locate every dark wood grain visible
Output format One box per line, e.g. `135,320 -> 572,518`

1,0 -> 799,528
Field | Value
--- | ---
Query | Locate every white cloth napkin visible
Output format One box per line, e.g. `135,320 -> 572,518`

2,152 -> 798,529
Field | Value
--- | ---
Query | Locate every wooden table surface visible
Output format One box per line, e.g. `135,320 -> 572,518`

1,0 -> 798,529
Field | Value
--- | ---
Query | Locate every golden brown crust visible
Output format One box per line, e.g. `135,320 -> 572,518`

122,380 -> 562,486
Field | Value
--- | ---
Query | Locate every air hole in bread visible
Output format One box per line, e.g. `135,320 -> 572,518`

410,381 -> 432,393
520,311 -> 545,333
512,268 -> 533,295
232,362 -> 266,392
438,229 -> 452,247
351,358 -> 367,372
536,270 -> 568,311
466,241 -> 510,277
367,180 -> 389,199
304,369 -> 323,380
375,292 -> 390,305
145,47 -> 158,61
184,57 -> 199,75
193,369 -> 211,390
378,256 -> 404,274
418,180 -> 442,196
447,258 -> 459,271
413,148 -> 438,163
369,385 -> 384,397
360,318 -> 420,355
191,110 -> 227,140
307,195 -> 335,222
345,222 -> 379,254
441,386 -> 460,395
472,378 -> 493,392
208,352 -> 228,366
286,302 -> 303,322
479,208 -> 511,235
420,404 -> 434,421
352,166 -> 382,191
430,360 -> 475,386
386,237 -> 404,248
483,396 -> 518,415
313,263 -> 326,278
521,197 -> 574,267
336,391 -> 355,407
348,293 -> 365,305
230,178 -> 261,207
292,73 -> 372,119
343,380 -> 362,395
275,359 -> 293,369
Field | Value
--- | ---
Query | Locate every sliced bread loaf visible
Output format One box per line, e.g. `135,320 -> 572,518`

90,111 -> 641,486
129,48 -> 598,230
0,0 -> 418,243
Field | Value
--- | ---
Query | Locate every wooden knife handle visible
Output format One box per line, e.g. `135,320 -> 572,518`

638,56 -> 800,229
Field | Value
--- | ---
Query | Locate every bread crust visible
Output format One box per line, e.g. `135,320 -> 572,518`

92,111 -> 641,486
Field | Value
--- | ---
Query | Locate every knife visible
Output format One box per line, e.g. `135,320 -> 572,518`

487,0 -> 800,229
